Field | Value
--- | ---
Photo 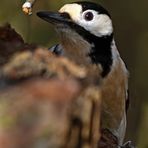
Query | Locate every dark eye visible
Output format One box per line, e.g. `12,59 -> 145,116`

84,12 -> 94,21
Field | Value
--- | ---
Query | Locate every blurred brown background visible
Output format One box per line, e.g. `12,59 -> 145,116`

0,0 -> 148,147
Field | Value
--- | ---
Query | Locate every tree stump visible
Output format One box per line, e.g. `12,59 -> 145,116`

0,24 -> 119,148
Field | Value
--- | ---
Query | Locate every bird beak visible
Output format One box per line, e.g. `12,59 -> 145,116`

37,11 -> 71,25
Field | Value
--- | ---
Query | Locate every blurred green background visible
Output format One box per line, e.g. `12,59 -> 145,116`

0,0 -> 148,147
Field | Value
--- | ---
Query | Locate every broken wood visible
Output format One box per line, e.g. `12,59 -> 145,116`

0,24 -> 120,148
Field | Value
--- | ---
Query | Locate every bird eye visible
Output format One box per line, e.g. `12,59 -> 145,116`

84,12 -> 94,21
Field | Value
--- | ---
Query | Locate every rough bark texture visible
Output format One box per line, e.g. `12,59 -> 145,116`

0,24 -> 119,148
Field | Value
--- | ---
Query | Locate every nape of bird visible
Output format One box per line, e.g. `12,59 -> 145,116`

37,1 -> 129,146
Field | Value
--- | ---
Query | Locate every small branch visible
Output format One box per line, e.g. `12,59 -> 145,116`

22,0 -> 36,15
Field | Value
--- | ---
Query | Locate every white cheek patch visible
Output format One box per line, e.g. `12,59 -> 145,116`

59,4 -> 113,37
79,11 -> 113,37
95,14 -> 113,36
59,3 -> 82,23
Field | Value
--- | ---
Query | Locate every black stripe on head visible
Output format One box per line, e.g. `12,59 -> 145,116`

72,1 -> 111,18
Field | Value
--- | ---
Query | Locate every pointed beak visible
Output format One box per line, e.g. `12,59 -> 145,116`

36,11 -> 89,40
37,11 -> 71,25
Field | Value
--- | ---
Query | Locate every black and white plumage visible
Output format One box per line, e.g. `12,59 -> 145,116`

37,1 -> 129,146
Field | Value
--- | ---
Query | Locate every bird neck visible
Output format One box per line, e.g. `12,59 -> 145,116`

68,24 -> 114,77
88,33 -> 113,77
58,27 -> 113,77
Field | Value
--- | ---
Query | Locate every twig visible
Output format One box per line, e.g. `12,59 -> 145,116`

22,0 -> 36,15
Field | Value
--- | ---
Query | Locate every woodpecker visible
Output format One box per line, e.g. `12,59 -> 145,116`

37,1 -> 129,146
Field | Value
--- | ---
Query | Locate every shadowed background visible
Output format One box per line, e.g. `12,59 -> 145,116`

0,0 -> 148,147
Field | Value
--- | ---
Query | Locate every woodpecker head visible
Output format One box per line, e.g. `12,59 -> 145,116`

37,1 -> 114,77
